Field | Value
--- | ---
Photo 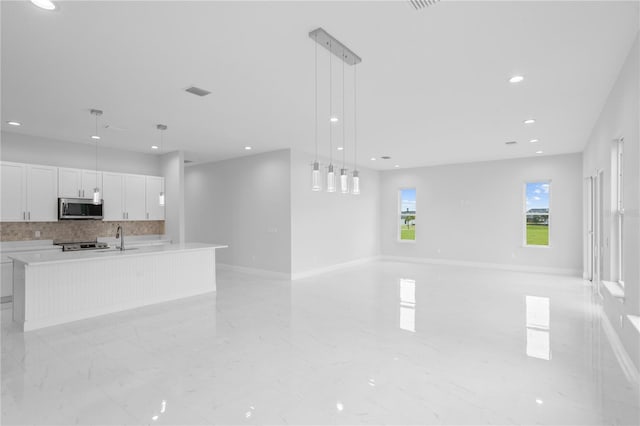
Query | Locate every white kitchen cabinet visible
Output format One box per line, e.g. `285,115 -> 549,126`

0,162 -> 57,222
1,261 -> 12,301
102,172 -> 148,221
124,174 -> 146,221
1,162 -> 26,221
58,167 -> 102,199
102,172 -> 125,221
145,176 -> 165,220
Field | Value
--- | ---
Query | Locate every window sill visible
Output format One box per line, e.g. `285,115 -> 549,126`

602,280 -> 625,301
522,244 -> 552,249
397,240 -> 416,244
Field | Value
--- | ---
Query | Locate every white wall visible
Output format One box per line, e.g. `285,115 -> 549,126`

0,131 -> 161,176
380,153 -> 583,274
290,149 -> 381,278
583,35 -> 639,368
162,151 -> 185,244
184,149 -> 291,275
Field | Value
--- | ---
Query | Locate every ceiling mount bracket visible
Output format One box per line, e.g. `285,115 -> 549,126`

309,28 -> 361,66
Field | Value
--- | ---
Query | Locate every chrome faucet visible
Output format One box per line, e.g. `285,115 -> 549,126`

115,224 -> 125,251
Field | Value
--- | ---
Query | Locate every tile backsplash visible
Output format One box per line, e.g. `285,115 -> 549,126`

0,221 -> 164,242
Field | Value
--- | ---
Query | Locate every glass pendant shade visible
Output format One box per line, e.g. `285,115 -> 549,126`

340,169 -> 349,194
93,188 -> 101,204
159,191 -> 165,206
327,164 -> 336,193
311,161 -> 322,191
352,170 -> 360,195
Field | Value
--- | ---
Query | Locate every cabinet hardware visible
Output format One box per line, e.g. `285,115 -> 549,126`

28,211 -> 31,220
23,212 -> 26,220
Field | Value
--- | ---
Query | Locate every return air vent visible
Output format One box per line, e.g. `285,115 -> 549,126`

409,0 -> 440,10
184,86 -> 211,97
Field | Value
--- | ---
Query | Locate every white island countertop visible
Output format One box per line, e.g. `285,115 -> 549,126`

9,242 -> 228,266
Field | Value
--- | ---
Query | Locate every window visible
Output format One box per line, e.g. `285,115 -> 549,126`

525,182 -> 550,246
615,138 -> 624,286
399,188 -> 416,241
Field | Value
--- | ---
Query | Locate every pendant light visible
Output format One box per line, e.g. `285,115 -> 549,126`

340,48 -> 349,194
308,28 -> 362,196
156,124 -> 167,206
90,109 -> 103,204
326,38 -> 336,193
352,64 -> 360,195
311,32 -> 321,191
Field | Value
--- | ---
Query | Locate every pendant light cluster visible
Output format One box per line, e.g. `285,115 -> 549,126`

90,109 -> 102,204
156,124 -> 167,206
309,28 -> 361,195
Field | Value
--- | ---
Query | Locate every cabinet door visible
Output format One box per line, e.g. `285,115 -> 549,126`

27,165 -> 58,222
123,174 -> 147,221
145,176 -> 165,220
0,162 -> 26,221
102,172 -> 124,221
81,170 -> 102,200
58,168 -> 82,198
1,262 -> 13,298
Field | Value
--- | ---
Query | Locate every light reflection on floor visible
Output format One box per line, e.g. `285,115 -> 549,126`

2,261 -> 638,425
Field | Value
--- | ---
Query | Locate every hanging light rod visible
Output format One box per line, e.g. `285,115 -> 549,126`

309,28 -> 362,66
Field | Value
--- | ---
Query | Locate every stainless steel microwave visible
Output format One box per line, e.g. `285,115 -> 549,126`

58,198 -> 103,220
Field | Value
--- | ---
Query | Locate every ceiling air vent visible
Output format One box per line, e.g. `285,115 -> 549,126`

381,156 -> 392,160
184,86 -> 211,97
184,160 -> 194,164
505,141 -> 517,145
409,0 -> 440,10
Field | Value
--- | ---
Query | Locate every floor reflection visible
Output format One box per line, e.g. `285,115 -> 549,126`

525,295 -> 551,360
399,278 -> 416,333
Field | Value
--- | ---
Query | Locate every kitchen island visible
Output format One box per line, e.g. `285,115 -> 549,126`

9,243 -> 227,331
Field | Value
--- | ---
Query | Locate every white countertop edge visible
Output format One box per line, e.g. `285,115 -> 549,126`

9,243 -> 228,266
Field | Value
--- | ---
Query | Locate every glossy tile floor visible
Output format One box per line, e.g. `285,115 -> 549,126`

2,261 -> 639,425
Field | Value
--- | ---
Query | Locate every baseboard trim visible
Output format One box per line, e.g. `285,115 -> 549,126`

291,256 -> 381,280
600,307 -> 639,384
381,255 -> 581,276
217,264 -> 291,280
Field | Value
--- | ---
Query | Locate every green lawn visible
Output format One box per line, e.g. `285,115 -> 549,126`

400,226 -> 415,241
527,224 -> 549,246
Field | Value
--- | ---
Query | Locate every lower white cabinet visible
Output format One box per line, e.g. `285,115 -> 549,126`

1,262 -> 12,301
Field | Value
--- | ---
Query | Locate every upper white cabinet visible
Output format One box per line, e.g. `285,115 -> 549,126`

0,162 -> 58,222
102,172 -> 150,221
145,176 -> 165,220
124,174 -> 146,221
58,168 -> 102,199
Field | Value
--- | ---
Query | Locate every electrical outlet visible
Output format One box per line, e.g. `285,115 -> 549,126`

35,230 -> 41,238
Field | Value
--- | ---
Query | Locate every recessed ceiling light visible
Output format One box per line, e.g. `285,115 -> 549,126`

6,121 -> 21,126
524,119 -> 536,125
536,150 -> 543,154
370,157 -> 376,161
244,146 -> 252,150
151,145 -> 159,150
337,146 -> 343,151
30,0 -> 56,10
330,117 -> 339,123
394,165 -> 400,168
529,139 -> 539,143
91,135 -> 101,140
509,75 -> 524,83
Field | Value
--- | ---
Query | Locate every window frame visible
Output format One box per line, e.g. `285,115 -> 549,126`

523,180 -> 552,248
397,187 -> 416,243
615,138 -> 624,287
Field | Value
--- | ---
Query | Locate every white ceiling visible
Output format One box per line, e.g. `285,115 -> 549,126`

2,0 -> 638,169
